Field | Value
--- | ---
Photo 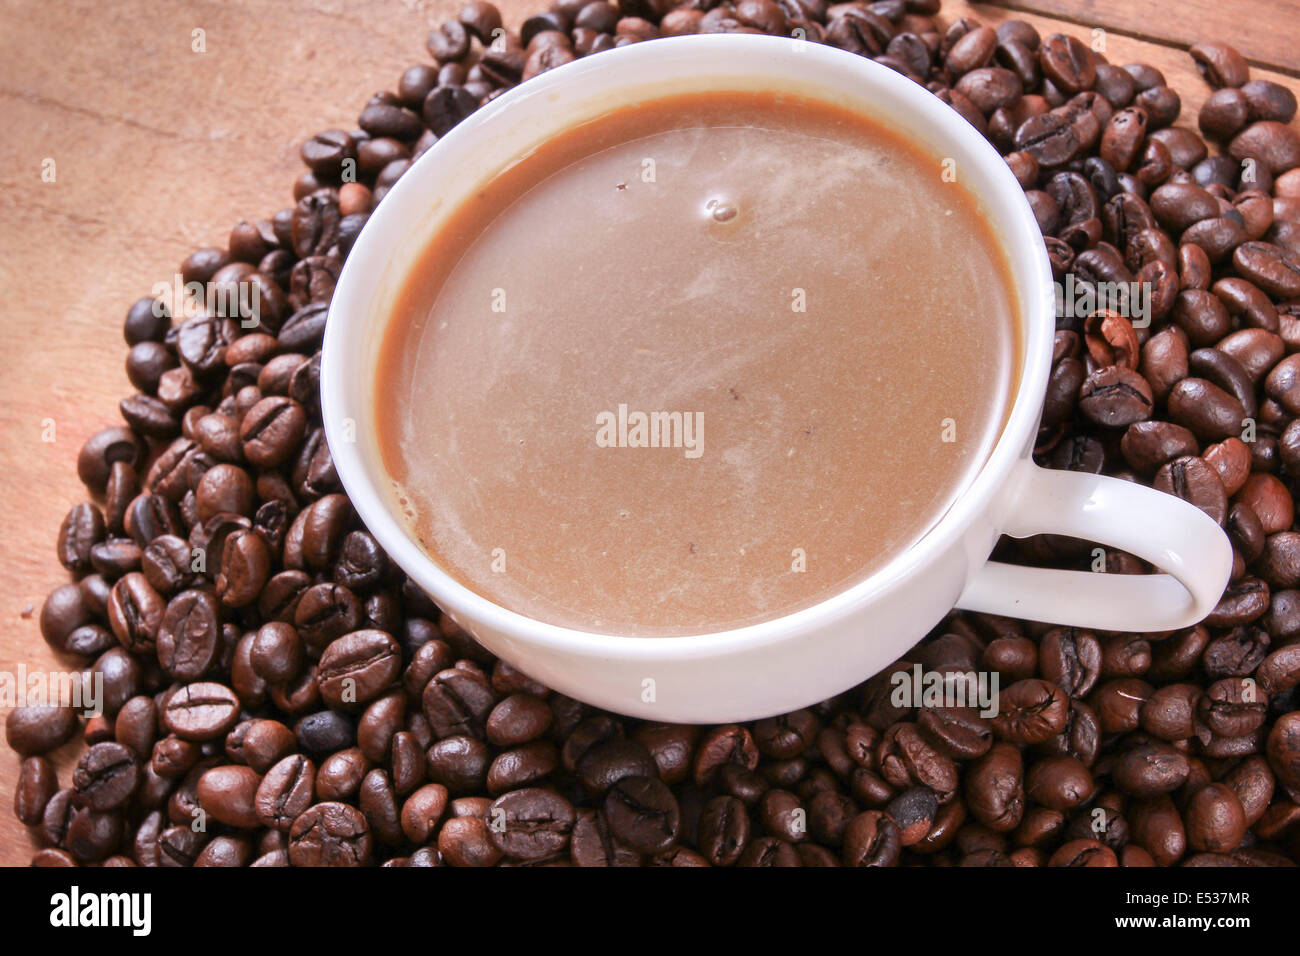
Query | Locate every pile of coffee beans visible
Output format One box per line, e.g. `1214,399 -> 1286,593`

9,0 -> 1300,866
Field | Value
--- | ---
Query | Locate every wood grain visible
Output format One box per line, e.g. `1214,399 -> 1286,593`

977,0 -> 1300,76
0,0 -> 1297,866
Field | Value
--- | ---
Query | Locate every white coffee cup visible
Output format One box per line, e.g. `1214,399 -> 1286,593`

322,34 -> 1233,723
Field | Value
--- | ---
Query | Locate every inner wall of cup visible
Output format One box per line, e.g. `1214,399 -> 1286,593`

353,40 -> 1048,577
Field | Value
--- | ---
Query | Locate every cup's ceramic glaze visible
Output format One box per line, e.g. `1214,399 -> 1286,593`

322,34 -> 1233,722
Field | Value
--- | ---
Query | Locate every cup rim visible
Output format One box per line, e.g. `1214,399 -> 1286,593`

322,33 -> 1055,661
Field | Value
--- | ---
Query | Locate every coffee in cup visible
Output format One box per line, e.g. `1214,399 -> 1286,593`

374,89 -> 1019,636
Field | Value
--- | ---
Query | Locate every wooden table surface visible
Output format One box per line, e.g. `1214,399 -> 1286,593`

0,0 -> 1297,866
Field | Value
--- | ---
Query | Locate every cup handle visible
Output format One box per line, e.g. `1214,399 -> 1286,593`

955,460 -> 1233,632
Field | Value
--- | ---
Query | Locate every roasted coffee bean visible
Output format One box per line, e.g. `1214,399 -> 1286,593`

1113,741 -> 1190,797
176,314 -> 235,379
1039,34 -> 1095,95
698,794 -> 750,866
569,807 -> 640,867
1185,783 -> 1248,853
288,255 -> 338,312
422,84 -> 479,137
577,738 -> 658,796
461,1 -> 504,40
161,682 -> 240,741
359,95 -> 424,139
435,815 -> 500,867
1138,683 -> 1202,742
1200,678 -> 1268,737
1198,87 -> 1250,141
64,804 -> 126,863
966,743 -> 1025,831
877,723 -> 957,802
1172,290 -> 1232,348
881,786 -> 936,846
1120,421 -> 1198,475
1025,755 -> 1093,810
356,692 -> 404,763
1258,644 -> 1300,697
192,835 -> 253,867
300,128 -> 355,177
737,836 -> 800,867
1265,712 -> 1300,789
842,810 -> 902,866
156,823 -> 206,866
1220,756 -> 1274,829
1090,678 -> 1154,735
357,769 -> 403,844
57,503 -> 105,573
992,680 -> 1069,744
107,572 -> 165,654
423,666 -> 495,740
1190,41 -> 1250,90
239,396 -> 307,469
225,719 -> 295,774
123,296 -> 170,345
195,764 -> 261,828
1190,349 -> 1256,421
954,67 -> 1023,114
123,493 -> 182,548
318,629 -> 402,709
294,583 -> 362,649
428,19 -> 471,63
1168,374 -> 1248,442
332,531 -> 386,591
1100,107 -> 1147,172
14,756 -> 58,826
156,589 -> 221,681
1152,456 -> 1228,525
397,783 -> 448,844
1236,241 -> 1300,299
1077,365 -> 1152,426
118,393 -> 178,439
126,340 -> 176,396
289,801 -> 372,866
72,741 -> 139,811
1036,628 -> 1101,699
1208,577 -> 1270,628
1150,182 -> 1220,232
693,725 -> 760,786
247,621 -> 302,687
1183,214 -> 1250,263
486,693 -> 553,747
78,426 -> 144,493
487,787 -> 575,861
1047,838 -> 1116,867
604,775 -> 680,853
213,528 -> 270,608
293,709 -> 353,758
426,736 -> 490,794
945,25 -> 996,75
112,697 -> 156,763
917,706 -> 993,760
299,494 -> 353,570
89,646 -> 140,718
1203,626 -> 1271,679
40,582 -> 92,651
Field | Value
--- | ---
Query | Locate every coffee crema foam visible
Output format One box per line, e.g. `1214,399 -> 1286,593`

375,90 -> 1018,636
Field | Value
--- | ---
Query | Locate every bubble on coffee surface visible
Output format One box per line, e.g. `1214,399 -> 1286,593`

702,194 -> 744,244
707,196 -> 738,222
